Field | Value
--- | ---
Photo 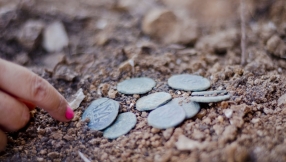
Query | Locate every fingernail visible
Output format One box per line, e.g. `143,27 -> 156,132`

65,106 -> 74,120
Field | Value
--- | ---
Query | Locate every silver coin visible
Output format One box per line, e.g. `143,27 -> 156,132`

190,95 -> 230,103
117,77 -> 156,94
173,98 -> 200,119
136,92 -> 172,111
82,98 -> 119,130
168,74 -> 210,91
147,99 -> 186,129
103,112 -> 137,139
191,90 -> 227,96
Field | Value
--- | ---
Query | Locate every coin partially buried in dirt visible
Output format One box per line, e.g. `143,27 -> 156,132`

168,74 -> 211,91
173,98 -> 200,119
136,92 -> 172,111
82,98 -> 119,130
103,112 -> 137,139
117,77 -> 156,94
147,99 -> 186,129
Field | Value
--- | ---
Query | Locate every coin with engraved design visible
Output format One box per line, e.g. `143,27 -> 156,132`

82,98 -> 119,130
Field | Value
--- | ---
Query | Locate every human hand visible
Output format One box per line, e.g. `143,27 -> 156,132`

0,59 -> 74,151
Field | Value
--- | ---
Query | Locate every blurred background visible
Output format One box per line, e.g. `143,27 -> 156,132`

1,0 -> 286,161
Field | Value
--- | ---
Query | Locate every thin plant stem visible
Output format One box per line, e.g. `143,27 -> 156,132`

240,0 -> 247,65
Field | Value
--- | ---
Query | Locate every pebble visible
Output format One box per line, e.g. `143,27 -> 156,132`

136,92 -> 172,111
266,35 -> 286,58
68,88 -> 85,110
190,95 -> 230,103
168,74 -> 211,91
117,77 -> 156,94
103,112 -> 137,139
17,20 -> 44,50
175,135 -> 207,151
82,98 -> 119,130
42,21 -> 69,52
147,99 -> 186,129
173,98 -> 200,119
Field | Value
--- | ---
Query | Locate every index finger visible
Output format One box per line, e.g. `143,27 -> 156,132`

0,59 -> 74,122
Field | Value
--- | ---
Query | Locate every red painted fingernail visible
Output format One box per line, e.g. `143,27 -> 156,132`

65,106 -> 74,120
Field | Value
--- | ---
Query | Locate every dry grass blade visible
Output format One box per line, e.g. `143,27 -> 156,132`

240,0 -> 247,65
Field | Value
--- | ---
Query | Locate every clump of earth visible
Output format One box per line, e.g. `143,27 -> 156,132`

1,0 -> 286,162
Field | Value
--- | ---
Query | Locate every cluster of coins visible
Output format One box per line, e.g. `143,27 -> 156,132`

82,74 -> 230,139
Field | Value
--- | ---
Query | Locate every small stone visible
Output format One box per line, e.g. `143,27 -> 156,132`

17,20 -> 44,50
151,128 -> 160,134
53,65 -> 78,81
195,29 -> 238,54
173,98 -> 200,119
142,8 -> 198,44
213,124 -> 224,135
108,89 -> 117,99
82,98 -> 119,130
278,93 -> 286,107
42,53 -> 65,71
266,35 -> 286,58
141,112 -> 148,118
133,94 -> 140,99
98,83 -> 110,96
147,99 -> 186,129
217,115 -> 224,122
103,112 -> 137,139
142,9 -> 177,44
95,32 -> 109,46
163,128 -> 174,140
224,109 -> 233,118
118,59 -> 134,74
39,150 -> 47,155
175,135 -> 207,151
15,52 -> 29,65
190,95 -> 230,103
37,157 -> 44,162
43,21 -> 69,52
117,77 -> 156,94
68,88 -> 85,110
168,74 -> 210,91
0,4 -> 18,29
136,92 -> 172,111
47,152 -> 60,158
192,129 -> 204,140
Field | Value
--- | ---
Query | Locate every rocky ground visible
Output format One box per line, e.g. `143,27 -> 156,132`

0,0 -> 286,161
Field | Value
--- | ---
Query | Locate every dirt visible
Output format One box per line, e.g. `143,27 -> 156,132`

0,0 -> 286,161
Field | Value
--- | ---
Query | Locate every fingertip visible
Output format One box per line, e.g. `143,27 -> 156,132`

47,97 -> 74,122
65,106 -> 74,120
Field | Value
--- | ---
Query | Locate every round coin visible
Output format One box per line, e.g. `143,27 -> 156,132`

168,74 -> 210,91
103,112 -> 137,139
136,92 -> 172,111
173,98 -> 200,119
117,77 -> 156,94
82,98 -> 119,130
190,95 -> 230,103
147,99 -> 186,129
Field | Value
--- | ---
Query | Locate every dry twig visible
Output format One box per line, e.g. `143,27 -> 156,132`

240,0 -> 247,65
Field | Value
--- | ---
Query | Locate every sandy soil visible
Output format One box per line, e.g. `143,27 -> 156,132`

0,0 -> 286,161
